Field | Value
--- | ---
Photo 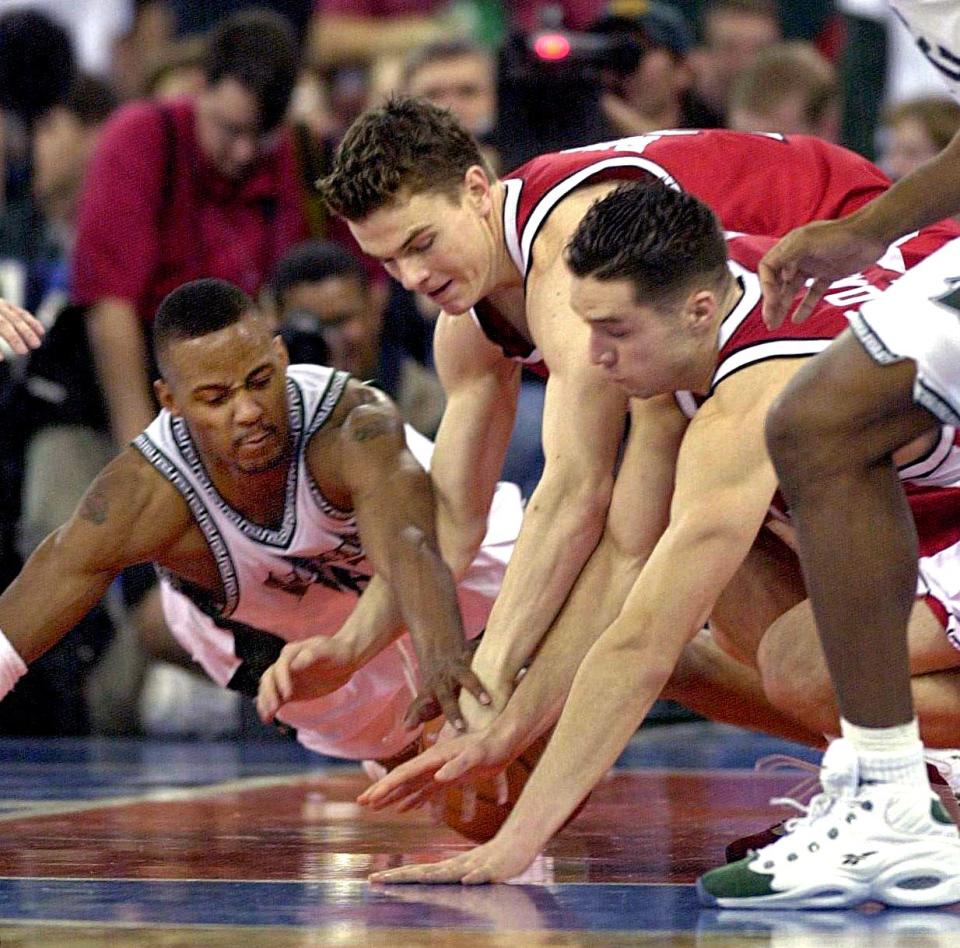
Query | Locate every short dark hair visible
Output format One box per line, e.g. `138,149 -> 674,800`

319,95 -> 492,221
204,9 -> 299,132
565,182 -> 729,305
60,74 -> 118,126
272,241 -> 369,303
153,278 -> 256,364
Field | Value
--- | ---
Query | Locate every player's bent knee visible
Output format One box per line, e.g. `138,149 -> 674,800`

757,635 -> 835,732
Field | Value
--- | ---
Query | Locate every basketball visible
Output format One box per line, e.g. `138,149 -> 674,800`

435,732 -> 590,842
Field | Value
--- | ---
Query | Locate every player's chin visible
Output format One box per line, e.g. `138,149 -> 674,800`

236,448 -> 285,474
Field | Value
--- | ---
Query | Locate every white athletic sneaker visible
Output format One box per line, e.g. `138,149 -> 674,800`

697,738 -> 960,909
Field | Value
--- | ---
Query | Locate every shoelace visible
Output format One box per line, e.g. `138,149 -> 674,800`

768,789 -> 839,835
755,753 -> 822,807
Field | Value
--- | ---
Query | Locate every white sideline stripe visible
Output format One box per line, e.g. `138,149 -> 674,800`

0,770 -> 336,823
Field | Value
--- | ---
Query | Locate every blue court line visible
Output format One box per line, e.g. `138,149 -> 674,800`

0,878 -> 695,930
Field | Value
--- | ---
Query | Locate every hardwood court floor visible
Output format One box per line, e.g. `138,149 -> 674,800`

0,725 -> 956,946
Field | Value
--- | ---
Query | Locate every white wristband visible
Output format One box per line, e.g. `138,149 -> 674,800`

0,629 -> 27,699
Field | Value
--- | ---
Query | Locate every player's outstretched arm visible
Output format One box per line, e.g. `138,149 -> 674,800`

369,363 -> 787,884
362,394 -> 686,811
428,312 -> 521,583
0,449 -> 191,696
470,265 -> 630,701
0,297 -> 43,358
333,388 -> 489,729
761,127 -> 960,330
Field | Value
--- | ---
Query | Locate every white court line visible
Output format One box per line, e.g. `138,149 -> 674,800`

0,769 -> 339,823
0,765 -> 797,824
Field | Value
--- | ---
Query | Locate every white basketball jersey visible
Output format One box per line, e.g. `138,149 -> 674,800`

890,0 -> 960,100
134,364 -> 519,760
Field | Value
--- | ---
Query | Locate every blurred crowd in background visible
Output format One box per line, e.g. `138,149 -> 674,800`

0,0 -> 955,742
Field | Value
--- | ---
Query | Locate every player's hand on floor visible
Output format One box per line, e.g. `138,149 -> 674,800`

369,835 -> 535,885
357,728 -> 512,811
406,641 -> 490,732
256,635 -> 355,722
0,298 -> 43,358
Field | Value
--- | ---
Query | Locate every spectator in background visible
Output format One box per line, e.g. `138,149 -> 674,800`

72,8 -> 308,452
308,0 -> 465,105
143,34 -> 207,101
6,74 -> 118,559
727,42 -> 841,141
588,0 -> 714,136
689,0 -> 782,125
271,240 -> 446,437
880,95 -> 960,181
0,77 -> 117,323
403,39 -> 496,142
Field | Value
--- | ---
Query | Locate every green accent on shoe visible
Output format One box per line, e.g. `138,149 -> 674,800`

699,857 -> 778,899
931,797 -> 956,826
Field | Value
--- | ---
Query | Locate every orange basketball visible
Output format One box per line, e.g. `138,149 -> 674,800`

436,732 -> 590,842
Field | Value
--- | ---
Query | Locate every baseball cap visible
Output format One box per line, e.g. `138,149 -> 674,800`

590,0 -> 695,57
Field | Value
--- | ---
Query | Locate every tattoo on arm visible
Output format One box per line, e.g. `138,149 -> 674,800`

79,485 -> 109,525
349,413 -> 395,443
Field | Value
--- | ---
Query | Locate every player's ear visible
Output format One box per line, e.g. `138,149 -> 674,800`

272,333 -> 290,369
687,289 -> 717,334
464,164 -> 493,214
154,378 -> 178,415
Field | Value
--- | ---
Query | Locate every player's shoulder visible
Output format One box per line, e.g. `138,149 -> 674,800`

310,378 -> 401,442
65,447 -> 195,563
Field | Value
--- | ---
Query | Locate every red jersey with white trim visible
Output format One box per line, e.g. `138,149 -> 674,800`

473,129 -> 890,372
673,224 -> 960,565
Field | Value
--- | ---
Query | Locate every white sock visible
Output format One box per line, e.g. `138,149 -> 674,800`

840,717 -> 929,788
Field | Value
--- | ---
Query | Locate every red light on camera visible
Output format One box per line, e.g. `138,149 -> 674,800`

533,33 -> 571,61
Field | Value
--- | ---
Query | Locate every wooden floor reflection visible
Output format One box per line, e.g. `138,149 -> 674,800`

0,728 -> 956,945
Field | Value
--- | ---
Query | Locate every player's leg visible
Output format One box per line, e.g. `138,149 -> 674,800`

662,527 -> 822,746
758,597 -> 960,744
764,330 -> 933,732
700,299 -> 960,907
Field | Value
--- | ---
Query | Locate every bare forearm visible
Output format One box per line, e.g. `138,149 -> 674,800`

86,299 -> 155,447
481,533 -> 645,741
388,527 -> 466,664
0,531 -> 114,664
500,626 -> 683,850
854,130 -> 960,243
336,574 -> 405,668
474,479 -> 609,695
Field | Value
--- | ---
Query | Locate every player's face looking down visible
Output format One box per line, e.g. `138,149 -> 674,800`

569,274 -> 721,398
347,167 -> 498,316
155,313 -> 291,476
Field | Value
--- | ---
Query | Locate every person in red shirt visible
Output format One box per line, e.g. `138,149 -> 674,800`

72,9 -> 309,450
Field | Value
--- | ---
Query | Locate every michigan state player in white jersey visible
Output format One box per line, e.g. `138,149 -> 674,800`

0,278 -> 523,771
